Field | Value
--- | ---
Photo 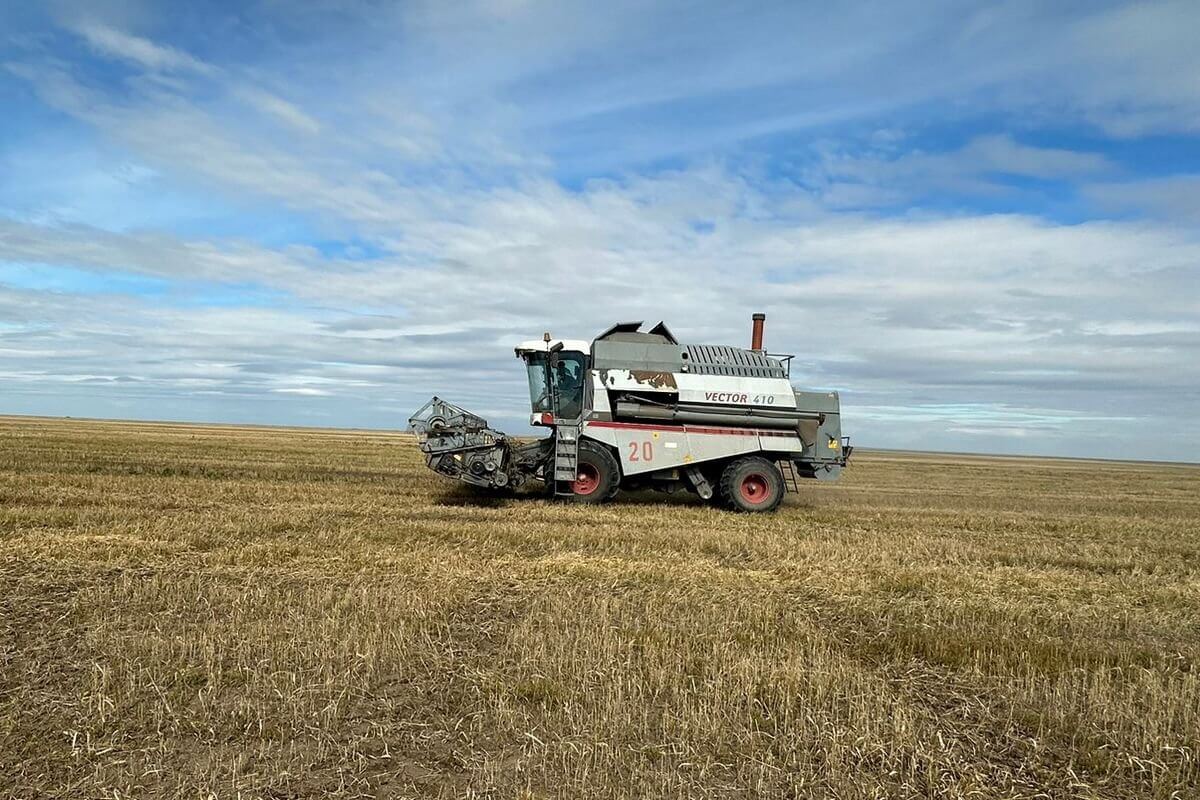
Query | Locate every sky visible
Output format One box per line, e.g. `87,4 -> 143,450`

1,0 -> 1198,461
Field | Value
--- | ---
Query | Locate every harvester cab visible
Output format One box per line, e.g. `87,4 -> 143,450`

410,315 -> 852,512
514,336 -> 591,426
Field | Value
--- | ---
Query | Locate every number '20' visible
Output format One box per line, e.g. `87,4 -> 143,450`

627,441 -> 654,462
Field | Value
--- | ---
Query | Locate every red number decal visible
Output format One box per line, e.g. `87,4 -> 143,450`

627,441 -> 654,462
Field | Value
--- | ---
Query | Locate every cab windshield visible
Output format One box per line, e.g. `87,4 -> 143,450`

525,353 -> 552,413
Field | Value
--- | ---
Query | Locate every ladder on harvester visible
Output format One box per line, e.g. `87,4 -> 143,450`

779,459 -> 801,494
553,422 -> 581,496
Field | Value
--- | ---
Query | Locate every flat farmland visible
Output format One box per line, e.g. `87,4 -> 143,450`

1,416 -> 1197,799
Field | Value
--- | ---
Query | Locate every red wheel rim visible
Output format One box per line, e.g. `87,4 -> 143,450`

739,473 -> 771,504
573,463 -> 600,496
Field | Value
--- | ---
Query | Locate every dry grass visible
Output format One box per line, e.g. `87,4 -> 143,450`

1,415 -> 1198,799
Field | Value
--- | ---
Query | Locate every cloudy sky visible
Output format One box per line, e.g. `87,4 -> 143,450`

2,0 -> 1198,461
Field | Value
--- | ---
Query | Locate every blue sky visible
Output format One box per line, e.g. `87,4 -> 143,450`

1,0 -> 1198,461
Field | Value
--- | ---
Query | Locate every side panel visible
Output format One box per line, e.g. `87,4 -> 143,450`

595,369 -> 797,409
583,420 -> 804,476
790,390 -> 845,481
677,374 -> 797,408
588,371 -> 611,415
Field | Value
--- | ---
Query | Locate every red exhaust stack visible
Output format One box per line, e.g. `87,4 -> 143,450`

751,313 -> 765,351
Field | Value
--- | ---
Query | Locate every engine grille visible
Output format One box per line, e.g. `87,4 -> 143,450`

684,345 -> 787,378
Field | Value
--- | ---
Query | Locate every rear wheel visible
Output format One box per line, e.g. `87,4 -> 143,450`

572,441 -> 621,503
719,456 -> 785,513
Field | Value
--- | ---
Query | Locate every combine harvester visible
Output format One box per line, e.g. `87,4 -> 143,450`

409,315 -> 851,512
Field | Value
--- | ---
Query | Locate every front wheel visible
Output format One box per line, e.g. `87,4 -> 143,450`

571,441 -> 621,503
719,457 -> 785,513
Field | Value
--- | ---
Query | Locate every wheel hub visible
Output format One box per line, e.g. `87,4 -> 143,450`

739,473 -> 770,504
573,463 -> 600,496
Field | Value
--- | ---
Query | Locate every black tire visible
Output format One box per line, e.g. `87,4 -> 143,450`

571,441 -> 621,503
719,456 -> 785,513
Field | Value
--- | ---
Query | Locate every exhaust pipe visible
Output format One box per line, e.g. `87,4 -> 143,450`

751,313 -> 765,351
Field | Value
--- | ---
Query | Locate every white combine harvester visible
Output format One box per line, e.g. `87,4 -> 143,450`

409,314 -> 850,512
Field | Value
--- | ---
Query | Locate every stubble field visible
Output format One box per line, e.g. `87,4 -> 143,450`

1,415 -> 1198,799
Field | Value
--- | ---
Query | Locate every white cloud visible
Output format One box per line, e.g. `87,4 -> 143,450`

234,87 -> 321,135
272,387 -> 333,396
1083,175 -> 1200,224
812,135 -> 1113,207
70,20 -> 214,75
961,136 -> 1111,178
1062,0 -> 1200,136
